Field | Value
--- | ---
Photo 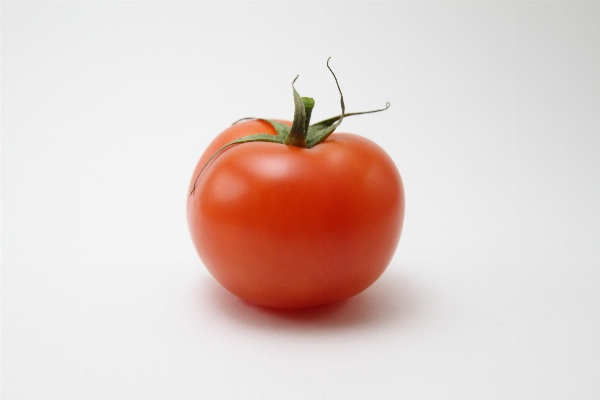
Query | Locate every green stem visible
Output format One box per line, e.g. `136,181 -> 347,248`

302,97 -> 315,136
284,76 -> 308,148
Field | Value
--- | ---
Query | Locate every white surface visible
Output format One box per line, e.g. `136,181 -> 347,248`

2,2 -> 600,399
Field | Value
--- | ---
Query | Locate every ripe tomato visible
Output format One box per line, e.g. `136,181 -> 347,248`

187,60 -> 405,309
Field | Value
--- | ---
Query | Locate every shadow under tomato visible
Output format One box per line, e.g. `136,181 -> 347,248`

198,265 -> 424,332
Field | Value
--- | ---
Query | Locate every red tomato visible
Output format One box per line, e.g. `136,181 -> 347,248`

187,119 -> 405,309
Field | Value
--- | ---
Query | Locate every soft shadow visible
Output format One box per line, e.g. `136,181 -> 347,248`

196,266 -> 425,332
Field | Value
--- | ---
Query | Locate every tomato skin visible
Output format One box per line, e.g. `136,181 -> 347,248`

187,120 -> 405,309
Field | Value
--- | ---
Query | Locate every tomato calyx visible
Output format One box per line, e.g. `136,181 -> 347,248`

189,58 -> 390,196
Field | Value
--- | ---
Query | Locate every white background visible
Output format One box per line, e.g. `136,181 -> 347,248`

2,1 -> 600,399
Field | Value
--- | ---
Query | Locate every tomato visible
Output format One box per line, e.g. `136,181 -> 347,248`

187,60 -> 405,309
